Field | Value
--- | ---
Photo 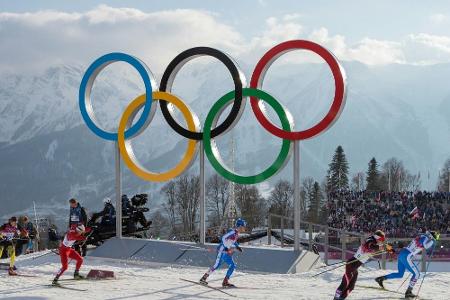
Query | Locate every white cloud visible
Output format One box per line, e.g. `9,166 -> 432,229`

2,5 -> 450,71
347,38 -> 404,65
0,10 -> 82,25
0,5 -> 245,73
429,13 -> 448,25
85,5 -> 148,24
408,33 -> 450,53
403,33 -> 450,64
307,28 -> 404,65
308,27 -> 347,58
249,15 -> 303,50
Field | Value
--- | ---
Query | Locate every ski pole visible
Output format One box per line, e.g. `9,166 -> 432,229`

315,242 -> 392,270
312,250 -> 386,277
32,250 -> 56,260
173,242 -> 207,250
179,248 -> 214,252
414,244 -> 436,300
314,259 -> 352,269
397,273 -> 410,291
173,242 -> 215,261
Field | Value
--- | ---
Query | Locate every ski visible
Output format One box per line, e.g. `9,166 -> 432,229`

57,277 -> 116,282
357,285 -> 404,295
180,278 -> 236,297
47,283 -> 88,292
13,273 -> 39,278
222,286 -> 259,290
357,285 -> 430,299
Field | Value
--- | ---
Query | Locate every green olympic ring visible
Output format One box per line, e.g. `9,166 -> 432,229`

203,88 -> 292,184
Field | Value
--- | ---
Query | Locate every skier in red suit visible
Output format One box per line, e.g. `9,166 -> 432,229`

52,224 -> 90,285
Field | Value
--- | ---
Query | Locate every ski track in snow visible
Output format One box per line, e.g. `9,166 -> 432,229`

0,251 -> 448,300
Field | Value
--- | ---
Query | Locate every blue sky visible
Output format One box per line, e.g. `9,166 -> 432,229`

2,1 -> 450,71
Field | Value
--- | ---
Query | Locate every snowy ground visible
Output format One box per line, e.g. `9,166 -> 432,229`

0,251 -> 449,300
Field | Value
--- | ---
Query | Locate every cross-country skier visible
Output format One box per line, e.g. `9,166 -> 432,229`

199,218 -> 247,288
0,217 -> 23,275
334,230 -> 393,300
52,224 -> 91,285
375,231 -> 439,298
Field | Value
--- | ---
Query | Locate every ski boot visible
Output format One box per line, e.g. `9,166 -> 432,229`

52,277 -> 59,286
199,273 -> 209,285
8,267 -> 17,276
333,290 -> 345,300
405,287 -> 416,298
375,276 -> 385,288
73,270 -> 84,280
222,277 -> 235,288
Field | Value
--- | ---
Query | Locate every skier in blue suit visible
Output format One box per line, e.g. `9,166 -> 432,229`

200,218 -> 247,288
375,231 -> 439,298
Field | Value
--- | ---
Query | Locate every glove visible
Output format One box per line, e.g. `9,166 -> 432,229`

236,246 -> 243,253
386,244 -> 395,254
0,233 -> 4,240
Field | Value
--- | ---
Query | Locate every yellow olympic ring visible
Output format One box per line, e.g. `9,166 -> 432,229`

118,92 -> 199,182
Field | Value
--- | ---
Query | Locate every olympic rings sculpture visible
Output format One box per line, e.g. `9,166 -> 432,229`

79,40 -> 347,184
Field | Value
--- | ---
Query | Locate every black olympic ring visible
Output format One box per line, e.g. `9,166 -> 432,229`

159,47 -> 247,140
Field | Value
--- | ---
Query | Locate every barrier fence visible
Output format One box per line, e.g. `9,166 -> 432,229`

267,213 -> 450,272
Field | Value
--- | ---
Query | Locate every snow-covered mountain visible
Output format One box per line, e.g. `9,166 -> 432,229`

0,61 -> 449,221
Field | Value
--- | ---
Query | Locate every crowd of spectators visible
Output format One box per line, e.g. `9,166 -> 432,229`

327,190 -> 450,237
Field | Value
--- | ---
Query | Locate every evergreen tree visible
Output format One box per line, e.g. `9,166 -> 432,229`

366,157 -> 381,192
308,181 -> 324,223
327,145 -> 349,191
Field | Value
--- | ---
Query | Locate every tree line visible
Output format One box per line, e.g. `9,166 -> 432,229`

327,146 -> 449,193
150,145 -> 450,238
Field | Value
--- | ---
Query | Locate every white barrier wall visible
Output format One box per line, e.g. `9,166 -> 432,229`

89,237 -> 320,274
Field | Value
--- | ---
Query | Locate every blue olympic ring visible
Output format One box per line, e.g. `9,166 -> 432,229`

79,52 -> 155,141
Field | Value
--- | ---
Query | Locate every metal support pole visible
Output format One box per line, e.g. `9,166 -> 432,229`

33,201 -> 40,251
199,141 -> 206,245
267,215 -> 272,245
324,227 -> 329,265
293,140 -> 300,252
421,251 -> 426,272
281,217 -> 284,248
115,142 -> 122,239
308,223 -> 313,251
342,233 -> 347,261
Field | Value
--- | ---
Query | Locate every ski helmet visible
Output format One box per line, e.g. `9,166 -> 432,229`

428,231 -> 440,241
374,230 -> 385,242
103,197 -> 112,205
235,218 -> 247,228
75,224 -> 85,234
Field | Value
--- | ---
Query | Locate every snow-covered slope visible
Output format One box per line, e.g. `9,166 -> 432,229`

1,250 -> 448,299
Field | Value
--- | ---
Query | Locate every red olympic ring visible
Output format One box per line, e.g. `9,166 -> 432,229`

250,40 -> 347,140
